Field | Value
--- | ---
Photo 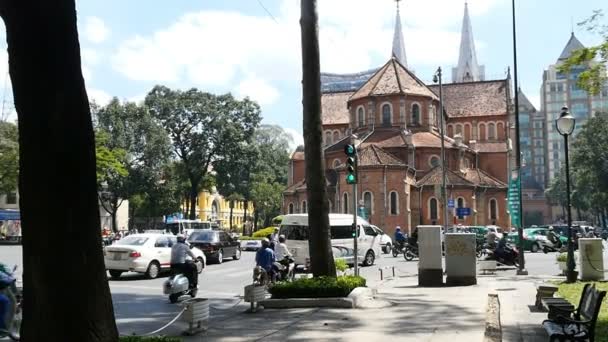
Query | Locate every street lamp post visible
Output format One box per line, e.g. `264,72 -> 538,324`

556,106 -> 577,283
433,67 -> 449,231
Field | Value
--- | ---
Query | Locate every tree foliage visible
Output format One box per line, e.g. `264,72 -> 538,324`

558,10 -> 608,95
0,121 -> 19,195
145,86 -> 261,220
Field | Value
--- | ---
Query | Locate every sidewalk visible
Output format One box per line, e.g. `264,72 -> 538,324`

117,270 -> 559,341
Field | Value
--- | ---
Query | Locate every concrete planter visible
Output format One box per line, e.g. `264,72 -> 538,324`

259,287 -> 375,309
558,261 -> 567,274
181,298 -> 209,335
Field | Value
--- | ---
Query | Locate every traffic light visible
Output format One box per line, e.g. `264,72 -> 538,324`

344,144 -> 357,184
351,223 -> 357,237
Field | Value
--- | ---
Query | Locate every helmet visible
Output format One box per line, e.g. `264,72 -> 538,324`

261,238 -> 270,248
279,235 -> 286,243
395,226 -> 401,231
176,234 -> 186,242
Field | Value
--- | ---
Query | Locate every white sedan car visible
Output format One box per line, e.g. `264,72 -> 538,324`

104,233 -> 206,279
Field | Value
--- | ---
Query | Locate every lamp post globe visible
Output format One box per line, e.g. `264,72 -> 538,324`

556,106 -> 575,136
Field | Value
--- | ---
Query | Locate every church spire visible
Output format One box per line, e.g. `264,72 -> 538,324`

392,0 -> 407,67
452,2 -> 485,83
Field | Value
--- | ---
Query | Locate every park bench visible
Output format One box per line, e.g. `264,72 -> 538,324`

542,283 -> 606,342
535,283 -> 559,309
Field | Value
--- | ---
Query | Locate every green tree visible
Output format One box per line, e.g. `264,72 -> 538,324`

558,10 -> 608,95
301,0 -> 336,277
145,86 -> 261,220
0,121 -> 19,195
0,0 -> 118,339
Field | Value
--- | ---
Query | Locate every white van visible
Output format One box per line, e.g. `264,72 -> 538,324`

279,214 -> 382,268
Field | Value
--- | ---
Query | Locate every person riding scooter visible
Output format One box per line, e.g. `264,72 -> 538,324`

394,226 -> 407,250
170,234 -> 198,289
273,235 -> 294,281
256,238 -> 276,279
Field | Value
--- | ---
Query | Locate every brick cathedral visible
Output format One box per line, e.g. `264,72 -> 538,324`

283,3 -> 513,236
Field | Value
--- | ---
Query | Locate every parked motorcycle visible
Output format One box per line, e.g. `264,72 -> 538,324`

163,260 -> 202,304
0,265 -> 22,341
403,243 -> 419,261
273,256 -> 295,282
485,245 -> 519,267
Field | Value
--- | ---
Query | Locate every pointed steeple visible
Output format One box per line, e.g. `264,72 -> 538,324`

452,2 -> 485,83
558,32 -> 585,62
392,0 -> 407,67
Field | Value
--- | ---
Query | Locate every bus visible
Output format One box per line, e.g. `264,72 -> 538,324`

163,219 -> 213,235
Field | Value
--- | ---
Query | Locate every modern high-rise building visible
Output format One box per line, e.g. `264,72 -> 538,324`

519,91 -> 546,188
542,33 -> 608,185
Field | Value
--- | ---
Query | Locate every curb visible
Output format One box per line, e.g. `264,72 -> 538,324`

259,297 -> 354,309
484,293 -> 502,342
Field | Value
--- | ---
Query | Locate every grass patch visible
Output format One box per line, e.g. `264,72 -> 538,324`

119,336 -> 181,342
268,275 -> 366,299
557,281 -> 608,342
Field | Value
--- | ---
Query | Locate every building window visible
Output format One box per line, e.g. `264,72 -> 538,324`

357,107 -> 365,127
288,203 -> 294,214
382,103 -> 391,127
301,201 -> 307,214
429,197 -> 438,221
455,124 -> 463,136
429,155 -> 440,168
363,191 -> 373,216
489,198 -> 498,221
333,131 -> 340,143
457,197 -> 465,219
5,192 -> 17,205
479,123 -> 486,140
389,191 -> 398,215
343,193 -> 349,214
488,123 -> 496,140
333,159 -> 341,169
325,131 -> 332,145
411,104 -> 420,125
497,122 -> 504,138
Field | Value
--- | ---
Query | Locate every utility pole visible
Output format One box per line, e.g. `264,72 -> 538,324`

434,67 -> 449,230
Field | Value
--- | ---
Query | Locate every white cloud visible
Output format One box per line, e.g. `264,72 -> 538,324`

88,88 -> 112,106
237,76 -> 279,106
527,94 -> 541,110
284,128 -> 304,151
84,17 -> 110,44
111,0 -> 502,108
82,48 -> 101,66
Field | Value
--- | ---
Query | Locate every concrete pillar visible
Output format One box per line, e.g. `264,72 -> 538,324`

579,238 -> 604,281
445,233 -> 477,286
417,225 -> 443,287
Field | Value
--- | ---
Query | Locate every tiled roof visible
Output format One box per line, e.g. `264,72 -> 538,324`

284,173 -> 336,194
475,142 -> 508,153
322,92 -> 352,125
358,145 -> 405,167
558,32 -> 585,61
460,169 -> 507,188
416,167 -> 506,188
350,58 -> 439,102
428,80 -> 508,117
360,129 -> 406,149
284,179 -> 306,194
411,131 -> 467,150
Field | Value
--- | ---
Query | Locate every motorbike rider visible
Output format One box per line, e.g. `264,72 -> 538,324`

268,228 -> 280,250
486,229 -> 499,250
256,238 -> 276,277
494,232 -> 509,260
394,226 -> 407,250
275,235 -> 292,265
547,227 -> 560,247
409,227 -> 419,250
170,234 -> 198,289
0,264 -> 15,333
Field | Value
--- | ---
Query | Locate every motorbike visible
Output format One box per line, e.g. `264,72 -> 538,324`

476,241 -> 489,258
0,265 -> 22,341
403,243 -> 419,261
485,244 -> 519,267
163,259 -> 202,304
392,241 -> 406,257
542,237 -> 563,253
273,256 -> 295,282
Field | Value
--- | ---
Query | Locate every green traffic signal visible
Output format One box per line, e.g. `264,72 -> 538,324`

346,173 -> 356,184
344,144 -> 355,156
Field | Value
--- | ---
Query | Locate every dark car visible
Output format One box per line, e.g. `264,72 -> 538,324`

187,229 -> 241,264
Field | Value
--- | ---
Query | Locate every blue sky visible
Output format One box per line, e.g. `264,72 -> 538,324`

1,0 -> 607,146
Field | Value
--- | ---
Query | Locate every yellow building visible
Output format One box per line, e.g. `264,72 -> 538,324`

197,187 -> 254,229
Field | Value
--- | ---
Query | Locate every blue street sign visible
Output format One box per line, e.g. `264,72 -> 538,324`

448,199 -> 455,208
456,207 -> 471,216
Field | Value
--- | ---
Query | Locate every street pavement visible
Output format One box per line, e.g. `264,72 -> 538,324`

1,241 -> 607,340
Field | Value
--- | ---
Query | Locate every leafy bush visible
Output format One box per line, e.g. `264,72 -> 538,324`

335,259 -> 348,272
556,252 -> 577,262
119,336 -> 181,342
268,275 -> 366,299
238,236 -> 260,241
252,227 -> 276,238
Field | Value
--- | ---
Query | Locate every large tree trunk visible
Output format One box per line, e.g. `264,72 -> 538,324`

188,184 -> 198,220
243,199 -> 249,231
300,0 -> 336,277
229,200 -> 234,231
253,205 -> 259,233
0,1 -> 119,340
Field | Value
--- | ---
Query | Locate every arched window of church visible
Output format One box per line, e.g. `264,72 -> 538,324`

325,131 -> 333,145
288,203 -> 294,214
429,198 -> 438,221
488,123 -> 496,140
456,124 -> 463,135
357,107 -> 365,127
411,104 -> 420,125
363,191 -> 373,216
497,122 -> 504,139
343,193 -> 349,214
429,155 -> 440,168
382,104 -> 391,126
333,131 -> 340,143
489,198 -> 498,221
333,159 -> 341,169
301,201 -> 307,214
389,191 -> 399,215
479,123 -> 486,140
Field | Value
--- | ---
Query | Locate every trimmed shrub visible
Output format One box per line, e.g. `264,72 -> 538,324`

268,276 -> 366,299
252,227 -> 276,238
238,236 -> 260,241
335,259 -> 348,272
